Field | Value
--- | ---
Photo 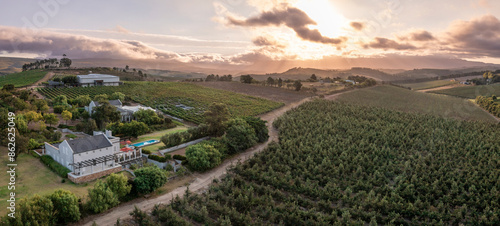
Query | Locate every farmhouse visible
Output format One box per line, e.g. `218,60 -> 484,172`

77,74 -> 121,87
86,99 -> 156,122
43,130 -> 142,183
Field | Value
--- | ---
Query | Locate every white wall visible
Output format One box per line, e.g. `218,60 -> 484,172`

45,141 -> 74,171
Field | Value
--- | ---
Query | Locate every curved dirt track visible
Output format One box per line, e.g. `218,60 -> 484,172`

81,96 -> 315,225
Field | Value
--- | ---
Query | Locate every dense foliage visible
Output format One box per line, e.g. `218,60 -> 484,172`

40,155 -> 71,178
476,95 -> 500,118
158,100 -> 499,225
223,118 -> 258,154
38,81 -> 283,123
48,189 -> 81,224
87,180 -> 120,213
134,165 -> 168,194
185,143 -> 222,171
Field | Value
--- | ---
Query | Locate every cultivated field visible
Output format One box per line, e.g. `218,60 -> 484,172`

335,85 -> 498,123
38,81 -> 284,124
398,80 -> 457,90
0,70 -> 47,88
430,83 -> 500,99
152,100 -> 500,224
197,82 -> 310,104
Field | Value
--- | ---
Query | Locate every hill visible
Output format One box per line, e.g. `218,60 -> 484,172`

0,69 -> 47,88
430,83 -> 500,99
0,57 -> 35,74
334,85 -> 498,123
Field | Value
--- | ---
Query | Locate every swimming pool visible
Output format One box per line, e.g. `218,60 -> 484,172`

131,139 -> 159,147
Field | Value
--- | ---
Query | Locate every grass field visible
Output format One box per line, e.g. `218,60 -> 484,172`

430,83 -> 500,99
0,70 -> 47,88
0,147 -> 96,216
398,80 -> 457,90
336,85 -> 498,123
38,81 -> 284,123
137,126 -> 189,153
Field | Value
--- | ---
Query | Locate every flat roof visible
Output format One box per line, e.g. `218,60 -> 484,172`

77,74 -> 118,79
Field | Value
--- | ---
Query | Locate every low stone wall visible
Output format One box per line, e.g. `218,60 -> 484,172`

68,166 -> 122,184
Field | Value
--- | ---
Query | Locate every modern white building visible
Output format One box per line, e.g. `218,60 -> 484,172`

86,100 -> 156,122
77,74 -> 121,87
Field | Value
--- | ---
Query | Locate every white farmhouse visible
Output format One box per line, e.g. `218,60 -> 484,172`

43,130 -> 141,183
77,74 -> 121,87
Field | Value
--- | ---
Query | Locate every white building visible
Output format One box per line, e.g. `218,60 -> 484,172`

77,74 -> 120,87
43,130 -> 142,183
86,100 -> 156,122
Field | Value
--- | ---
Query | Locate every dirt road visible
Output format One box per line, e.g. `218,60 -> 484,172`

80,96 -> 315,225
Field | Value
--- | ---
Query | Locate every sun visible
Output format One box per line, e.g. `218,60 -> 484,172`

294,0 -> 348,38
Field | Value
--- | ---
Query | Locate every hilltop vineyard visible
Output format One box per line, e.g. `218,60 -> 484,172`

38,82 -> 283,123
156,100 -> 499,225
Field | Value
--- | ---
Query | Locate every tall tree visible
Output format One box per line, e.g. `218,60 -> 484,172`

61,110 -> 72,124
48,189 -> 81,224
203,103 -> 231,136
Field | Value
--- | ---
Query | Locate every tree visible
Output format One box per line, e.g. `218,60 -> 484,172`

186,143 -> 222,171
125,65 -> 130,70
28,138 -> 41,150
87,180 -> 119,213
293,80 -> 303,91
243,116 -> 269,143
33,99 -> 49,112
223,118 -> 258,154
93,94 -> 109,103
106,121 -> 149,138
310,74 -> 318,81
240,75 -> 254,84
76,119 -> 98,135
60,54 -> 72,67
53,95 -> 68,106
92,102 -> 120,129
267,77 -> 275,86
44,113 -> 59,127
105,173 -> 132,200
61,110 -> 72,124
25,110 -> 42,125
110,92 -> 126,102
61,75 -> 77,84
134,165 -> 168,194
483,71 -> 493,79
161,132 -> 184,147
278,78 -> 283,88
48,189 -> 81,224
15,194 -> 55,226
2,84 -> 15,91
133,109 -> 162,125
203,103 -> 230,136
14,114 -> 28,134
75,95 -> 92,107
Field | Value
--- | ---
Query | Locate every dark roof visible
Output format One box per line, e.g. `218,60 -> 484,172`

94,99 -> 122,107
66,134 -> 112,154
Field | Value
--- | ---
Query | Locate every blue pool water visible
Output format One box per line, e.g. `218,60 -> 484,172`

132,139 -> 159,147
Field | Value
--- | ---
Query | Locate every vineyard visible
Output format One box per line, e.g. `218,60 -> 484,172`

398,80 -> 457,90
152,100 -> 500,225
430,83 -> 500,99
38,81 -> 283,123
0,69 -> 47,88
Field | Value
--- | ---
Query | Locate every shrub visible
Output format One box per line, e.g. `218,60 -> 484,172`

243,116 -> 269,143
148,154 -> 169,163
142,149 -> 152,154
223,118 -> 258,154
65,134 -> 77,139
87,180 -> 119,213
30,150 -> 41,158
40,155 -> 71,178
173,155 -> 186,160
134,165 -> 168,194
48,189 -> 81,224
105,173 -> 132,200
186,143 -> 222,171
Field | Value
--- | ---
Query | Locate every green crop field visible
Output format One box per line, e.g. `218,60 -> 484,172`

149,100 -> 500,225
430,83 -> 500,99
398,80 -> 457,90
0,70 -> 47,88
336,85 -> 497,123
38,81 -> 284,123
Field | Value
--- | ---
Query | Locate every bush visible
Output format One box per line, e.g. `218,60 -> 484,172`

48,189 -> 81,224
53,105 -> 68,114
142,149 -> 152,154
134,165 -> 168,194
148,154 -> 169,163
30,150 -> 40,158
243,116 -> 269,143
65,134 -> 77,139
173,155 -> 186,160
223,118 -> 258,154
185,143 -> 222,171
40,155 -> 71,178
87,180 -> 119,213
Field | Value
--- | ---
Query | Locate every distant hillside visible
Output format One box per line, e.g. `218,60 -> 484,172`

0,57 -> 35,74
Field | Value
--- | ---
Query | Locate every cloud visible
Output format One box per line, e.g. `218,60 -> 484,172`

114,25 -> 130,34
252,36 -> 277,46
407,30 -> 435,41
227,6 -> 347,45
443,14 -> 500,57
363,37 -> 416,50
0,26 -> 189,61
349,22 -> 365,31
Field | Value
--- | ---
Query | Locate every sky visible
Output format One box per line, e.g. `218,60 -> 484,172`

1,0 -> 500,71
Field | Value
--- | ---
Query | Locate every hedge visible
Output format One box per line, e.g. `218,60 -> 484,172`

148,154 -> 172,163
173,155 -> 186,161
41,155 -> 71,178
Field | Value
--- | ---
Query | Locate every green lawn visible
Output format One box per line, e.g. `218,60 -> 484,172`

430,83 -> 500,99
399,80 -> 457,90
136,126 -> 189,153
0,70 -> 47,88
0,147 -> 96,216
336,85 -> 498,123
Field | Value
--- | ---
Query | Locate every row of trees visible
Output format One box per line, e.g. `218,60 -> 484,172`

205,74 -> 233,82
147,100 -> 500,225
476,95 -> 500,117
22,54 -> 72,71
